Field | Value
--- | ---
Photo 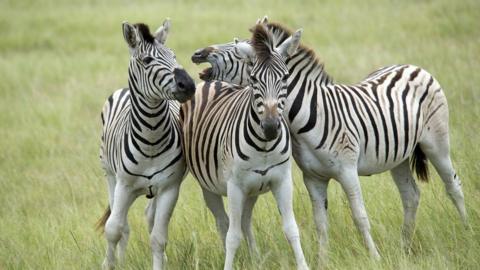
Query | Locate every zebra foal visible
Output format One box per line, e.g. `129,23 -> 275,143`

191,17 -> 467,260
181,25 -> 309,270
97,20 -> 195,270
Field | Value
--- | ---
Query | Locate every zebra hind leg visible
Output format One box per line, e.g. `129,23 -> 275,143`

390,160 -> 420,252
201,188 -> 229,249
419,140 -> 468,226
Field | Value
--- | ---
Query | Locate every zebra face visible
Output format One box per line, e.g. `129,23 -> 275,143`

239,25 -> 302,141
191,39 -> 251,86
123,20 -> 195,103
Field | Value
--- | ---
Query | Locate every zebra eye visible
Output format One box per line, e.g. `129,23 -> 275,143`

250,76 -> 258,83
142,56 -> 155,65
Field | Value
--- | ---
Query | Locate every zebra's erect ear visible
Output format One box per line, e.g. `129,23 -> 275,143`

277,28 -> 303,58
256,15 -> 268,25
235,42 -> 255,64
154,18 -> 171,44
122,22 -> 140,50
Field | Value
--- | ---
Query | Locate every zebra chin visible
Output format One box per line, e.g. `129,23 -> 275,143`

260,117 -> 281,141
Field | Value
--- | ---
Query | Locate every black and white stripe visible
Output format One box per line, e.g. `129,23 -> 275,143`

99,21 -> 195,270
193,18 -> 467,260
181,25 -> 309,270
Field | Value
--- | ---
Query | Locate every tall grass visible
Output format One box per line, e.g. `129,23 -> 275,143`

0,0 -> 478,269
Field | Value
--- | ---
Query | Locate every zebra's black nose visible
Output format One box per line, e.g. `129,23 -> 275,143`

260,116 -> 281,141
173,68 -> 196,102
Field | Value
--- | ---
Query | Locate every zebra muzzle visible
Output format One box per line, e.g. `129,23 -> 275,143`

260,116 -> 281,141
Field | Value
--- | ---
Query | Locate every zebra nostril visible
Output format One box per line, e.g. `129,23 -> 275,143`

177,81 -> 185,90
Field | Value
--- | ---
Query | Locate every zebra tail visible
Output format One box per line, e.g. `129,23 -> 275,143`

95,205 -> 111,232
410,145 -> 429,182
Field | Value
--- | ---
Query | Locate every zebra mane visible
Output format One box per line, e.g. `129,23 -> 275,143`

251,24 -> 275,62
266,22 -> 324,68
134,23 -> 155,43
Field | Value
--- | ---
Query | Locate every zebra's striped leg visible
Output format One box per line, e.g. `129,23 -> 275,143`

419,141 -> 468,226
150,183 -> 181,270
338,169 -> 380,260
103,182 -> 136,270
202,188 -> 229,249
241,195 -> 259,257
303,175 -> 329,264
390,160 -> 420,252
271,175 -> 309,270
224,183 -> 246,270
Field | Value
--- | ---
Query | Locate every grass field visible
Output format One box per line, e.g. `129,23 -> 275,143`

0,0 -> 479,269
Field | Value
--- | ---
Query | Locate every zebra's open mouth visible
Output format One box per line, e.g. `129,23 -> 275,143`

199,67 -> 213,81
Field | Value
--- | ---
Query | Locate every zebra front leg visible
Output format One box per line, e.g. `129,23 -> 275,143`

241,195 -> 259,257
117,220 -> 130,263
103,182 -> 136,270
338,169 -> 380,259
390,160 -> 420,252
202,187 -> 229,249
224,183 -> 246,270
150,183 -> 181,270
303,175 -> 329,264
272,174 -> 309,270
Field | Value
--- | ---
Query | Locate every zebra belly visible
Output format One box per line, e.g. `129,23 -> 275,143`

292,136 -> 412,178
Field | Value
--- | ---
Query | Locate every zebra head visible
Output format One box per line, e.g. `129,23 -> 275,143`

239,24 -> 302,141
123,20 -> 195,103
191,38 -> 251,85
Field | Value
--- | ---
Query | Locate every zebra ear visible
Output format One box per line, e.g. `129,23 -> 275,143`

277,28 -> 302,58
256,15 -> 268,25
154,18 -> 171,44
122,22 -> 140,49
233,37 -> 239,44
235,42 -> 255,64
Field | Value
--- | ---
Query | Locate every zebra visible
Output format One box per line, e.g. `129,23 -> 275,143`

181,24 -> 309,270
190,17 -> 467,260
97,20 -> 196,270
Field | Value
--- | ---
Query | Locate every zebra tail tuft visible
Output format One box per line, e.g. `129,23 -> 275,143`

411,145 -> 429,182
95,205 -> 111,232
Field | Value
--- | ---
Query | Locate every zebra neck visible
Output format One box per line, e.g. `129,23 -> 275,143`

286,49 -> 333,95
127,84 -> 174,155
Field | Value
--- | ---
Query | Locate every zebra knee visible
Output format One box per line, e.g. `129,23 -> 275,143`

105,218 -> 124,243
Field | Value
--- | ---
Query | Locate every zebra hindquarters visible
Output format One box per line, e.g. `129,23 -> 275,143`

415,79 -> 468,226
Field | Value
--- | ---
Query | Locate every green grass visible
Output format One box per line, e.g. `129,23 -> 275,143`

0,0 -> 479,269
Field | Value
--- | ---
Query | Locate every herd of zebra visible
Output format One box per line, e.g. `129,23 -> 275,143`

96,16 -> 468,270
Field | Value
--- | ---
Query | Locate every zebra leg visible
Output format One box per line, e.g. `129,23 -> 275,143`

338,169 -> 380,259
224,183 -> 246,270
303,175 -> 329,263
117,220 -> 130,263
103,182 -> 136,270
202,187 -> 229,248
145,198 -> 157,234
241,195 -> 259,257
419,140 -> 468,226
271,175 -> 309,270
390,160 -> 420,252
150,183 -> 181,270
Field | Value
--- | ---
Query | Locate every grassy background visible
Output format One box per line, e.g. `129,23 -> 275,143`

0,0 -> 479,269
